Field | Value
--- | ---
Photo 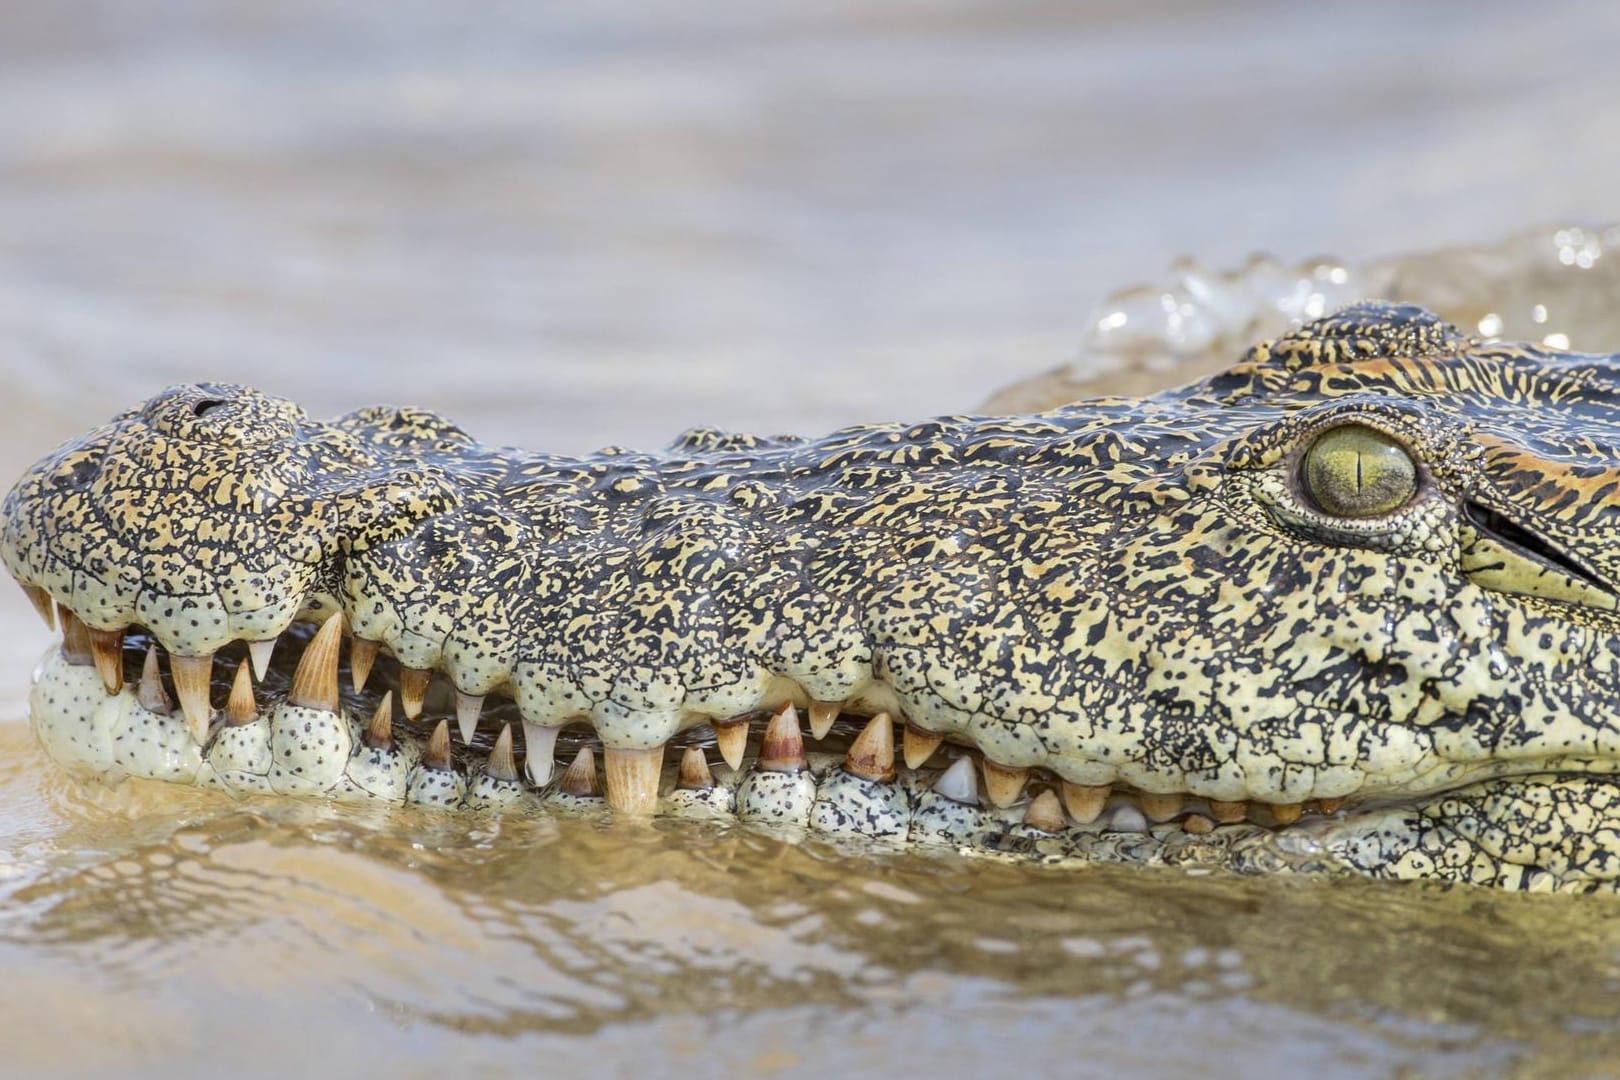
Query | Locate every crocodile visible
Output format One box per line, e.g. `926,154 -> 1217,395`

7,301 -> 1620,892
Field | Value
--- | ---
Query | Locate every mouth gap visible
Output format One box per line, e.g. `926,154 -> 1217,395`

1463,500 -> 1614,595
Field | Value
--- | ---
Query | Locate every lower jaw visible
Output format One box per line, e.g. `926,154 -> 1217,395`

27,621 -> 1620,892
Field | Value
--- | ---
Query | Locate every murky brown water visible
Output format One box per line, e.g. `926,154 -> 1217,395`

6,3 -> 1620,1076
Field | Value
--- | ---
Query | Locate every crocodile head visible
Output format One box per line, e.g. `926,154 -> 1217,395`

6,301 -> 1620,891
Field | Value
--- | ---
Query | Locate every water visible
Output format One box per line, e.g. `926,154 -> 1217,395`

4,2 -> 1620,1076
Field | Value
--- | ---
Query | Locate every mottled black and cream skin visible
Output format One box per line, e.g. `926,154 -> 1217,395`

10,302 -> 1620,891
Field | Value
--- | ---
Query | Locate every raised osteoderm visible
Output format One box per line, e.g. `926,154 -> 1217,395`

9,302 -> 1620,892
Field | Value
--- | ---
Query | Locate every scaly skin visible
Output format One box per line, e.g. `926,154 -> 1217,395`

9,302 -> 1620,891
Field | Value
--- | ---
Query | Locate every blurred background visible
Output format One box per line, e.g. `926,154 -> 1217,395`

3,0 -> 1620,456
6,3 -> 1620,1076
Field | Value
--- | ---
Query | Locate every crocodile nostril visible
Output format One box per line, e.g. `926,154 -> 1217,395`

192,399 -> 227,418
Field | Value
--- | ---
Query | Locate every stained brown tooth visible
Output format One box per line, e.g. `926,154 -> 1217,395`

137,645 -> 172,713
289,613 -> 343,712
87,626 -> 124,695
455,691 -> 484,744
560,746 -> 600,797
1183,814 -> 1216,835
21,585 -> 54,630
1209,799 -> 1249,824
1271,802 -> 1304,825
844,712 -> 896,782
757,704 -> 807,774
400,667 -> 432,720
713,718 -> 748,772
902,723 -> 945,770
170,653 -> 215,743
225,660 -> 257,726
349,637 -> 379,691
677,747 -> 714,790
1317,797 -> 1346,815
605,745 -> 664,814
808,701 -> 840,740
1139,792 -> 1185,823
1060,781 -> 1109,825
522,720 -> 560,786
247,639 -> 276,681
422,719 -> 453,771
58,606 -> 92,666
365,691 -> 395,751
934,756 -> 979,805
486,724 -> 518,782
1023,789 -> 1066,833
982,760 -> 1029,809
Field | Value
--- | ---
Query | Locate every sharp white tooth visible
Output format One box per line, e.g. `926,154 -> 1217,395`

843,712 -> 895,782
982,760 -> 1028,808
521,720 -> 560,786
137,644 -> 172,713
1109,804 -> 1149,833
87,626 -> 125,695
808,701 -> 839,740
677,747 -> 714,790
349,637 -> 379,691
1060,782 -> 1110,825
422,720 -> 453,771
903,724 -> 944,770
486,725 -> 518,782
713,718 -> 748,772
20,585 -> 54,630
1023,790 -> 1066,833
933,756 -> 979,806
455,691 -> 484,744
169,653 -> 215,743
247,639 -> 277,681
288,614 -> 343,712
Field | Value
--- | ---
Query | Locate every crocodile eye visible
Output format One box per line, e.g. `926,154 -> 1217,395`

1301,424 -> 1418,518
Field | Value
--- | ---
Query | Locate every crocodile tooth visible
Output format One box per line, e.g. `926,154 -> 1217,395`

400,667 -> 432,720
934,756 -> 979,806
605,745 -> 664,814
422,719 -> 453,771
87,626 -> 124,695
843,712 -> 896,782
365,691 -> 395,751
20,584 -> 54,629
58,606 -> 92,665
1139,792 -> 1184,823
247,639 -> 276,681
1317,797 -> 1346,815
677,747 -> 714,790
1023,790 -> 1066,833
808,701 -> 840,740
1271,802 -> 1304,825
1208,799 -> 1249,824
137,644 -> 172,713
455,691 -> 484,744
288,613 -> 343,712
902,724 -> 944,770
713,718 -> 748,771
982,760 -> 1028,808
1060,782 -> 1109,825
225,660 -> 257,726
757,704 -> 806,774
560,746 -> 599,797
1109,804 -> 1149,833
349,638 -> 379,691
521,720 -> 560,786
486,724 -> 518,782
1183,814 -> 1215,835
170,654 -> 215,743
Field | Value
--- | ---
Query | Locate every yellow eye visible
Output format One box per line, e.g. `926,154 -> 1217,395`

1301,424 -> 1418,518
